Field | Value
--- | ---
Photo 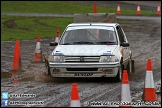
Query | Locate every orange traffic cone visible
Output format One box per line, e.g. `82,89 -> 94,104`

33,35 -> 42,62
120,70 -> 132,107
55,28 -> 60,43
93,2 -> 97,13
144,59 -> 157,101
136,4 -> 141,15
116,3 -> 121,14
156,3 -> 161,15
11,40 -> 22,71
109,19 -> 113,23
70,83 -> 81,107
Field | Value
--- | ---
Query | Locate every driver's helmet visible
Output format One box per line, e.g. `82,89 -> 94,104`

99,29 -> 109,40
76,29 -> 87,40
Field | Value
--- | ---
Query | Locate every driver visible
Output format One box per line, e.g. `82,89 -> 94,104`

77,29 -> 88,41
99,29 -> 115,42
99,29 -> 109,41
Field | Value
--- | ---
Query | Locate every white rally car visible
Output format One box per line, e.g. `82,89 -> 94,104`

46,23 -> 134,82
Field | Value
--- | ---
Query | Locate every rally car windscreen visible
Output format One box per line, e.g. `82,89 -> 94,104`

59,26 -> 118,45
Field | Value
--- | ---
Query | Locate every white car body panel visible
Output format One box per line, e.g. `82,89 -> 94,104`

47,23 -> 133,80
53,45 -> 118,56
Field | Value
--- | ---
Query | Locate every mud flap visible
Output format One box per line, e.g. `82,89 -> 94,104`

131,59 -> 135,73
43,54 -> 51,75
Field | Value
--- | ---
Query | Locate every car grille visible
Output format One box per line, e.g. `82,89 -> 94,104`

66,68 -> 98,71
64,56 -> 100,62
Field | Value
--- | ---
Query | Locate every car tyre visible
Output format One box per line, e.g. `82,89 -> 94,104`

115,63 -> 123,82
47,65 -> 51,76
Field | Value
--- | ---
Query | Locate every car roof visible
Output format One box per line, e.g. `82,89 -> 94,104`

67,23 -> 119,27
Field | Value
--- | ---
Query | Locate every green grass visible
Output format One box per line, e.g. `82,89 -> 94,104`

1,1 -> 158,41
1,1 -> 157,15
1,15 -> 73,41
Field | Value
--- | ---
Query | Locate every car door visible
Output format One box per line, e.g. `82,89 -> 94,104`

120,25 -> 131,60
116,25 -> 130,63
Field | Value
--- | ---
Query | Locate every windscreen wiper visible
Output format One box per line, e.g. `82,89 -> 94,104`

73,41 -> 94,44
97,41 -> 115,45
62,42 -> 74,45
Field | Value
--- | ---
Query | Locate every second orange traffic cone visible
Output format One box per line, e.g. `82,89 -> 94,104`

93,2 -> 97,13
11,40 -> 22,71
116,3 -> 121,14
109,19 -> 113,23
70,83 -> 81,107
156,3 -> 161,15
136,4 -> 141,15
144,59 -> 157,102
33,35 -> 42,62
120,70 -> 132,107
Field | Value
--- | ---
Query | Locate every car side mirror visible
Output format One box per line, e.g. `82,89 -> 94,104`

120,42 -> 129,47
50,42 -> 58,46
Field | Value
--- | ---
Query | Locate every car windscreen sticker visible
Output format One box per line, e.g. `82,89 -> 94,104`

66,26 -> 115,31
66,27 -> 75,31
107,27 -> 115,31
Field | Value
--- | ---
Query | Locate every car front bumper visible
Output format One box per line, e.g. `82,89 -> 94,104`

49,62 -> 120,77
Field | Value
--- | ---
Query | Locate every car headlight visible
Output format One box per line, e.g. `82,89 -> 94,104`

99,55 -> 119,62
48,55 -> 64,62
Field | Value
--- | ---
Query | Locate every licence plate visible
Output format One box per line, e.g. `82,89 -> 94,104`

74,73 -> 93,76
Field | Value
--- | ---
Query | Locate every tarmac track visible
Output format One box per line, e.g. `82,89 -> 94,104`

1,1 -> 161,107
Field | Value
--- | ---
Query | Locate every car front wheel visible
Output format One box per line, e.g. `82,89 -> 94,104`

115,63 -> 123,82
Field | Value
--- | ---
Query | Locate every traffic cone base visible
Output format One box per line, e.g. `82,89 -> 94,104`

117,11 -> 121,14
12,60 -> 20,70
34,53 -> 42,62
136,11 -> 140,15
156,11 -> 161,15
144,88 -> 157,101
